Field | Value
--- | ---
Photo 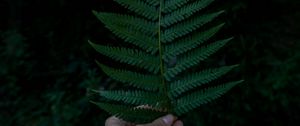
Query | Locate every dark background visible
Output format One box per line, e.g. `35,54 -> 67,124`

1,0 -> 300,125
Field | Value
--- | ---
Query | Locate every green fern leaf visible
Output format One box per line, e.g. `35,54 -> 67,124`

164,23 -> 225,59
162,11 -> 224,43
144,0 -> 160,6
91,102 -> 128,117
93,11 -> 158,53
97,62 -> 160,91
92,102 -> 167,123
90,0 -> 243,123
174,80 -> 244,115
162,0 -> 191,13
89,41 -> 160,73
113,0 -> 158,20
162,0 -> 216,27
99,90 -> 165,106
164,38 -> 233,80
118,108 -> 166,123
170,65 -> 239,97
93,11 -> 157,36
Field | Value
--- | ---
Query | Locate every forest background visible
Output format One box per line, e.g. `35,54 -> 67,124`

1,0 -> 300,125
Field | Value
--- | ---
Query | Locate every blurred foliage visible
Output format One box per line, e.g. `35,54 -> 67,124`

1,0 -> 300,126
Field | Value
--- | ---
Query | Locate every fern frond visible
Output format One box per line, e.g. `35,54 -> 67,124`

162,0 -> 216,27
164,38 -> 233,80
97,62 -> 160,91
93,12 -> 158,53
143,0 -> 160,6
174,80 -> 243,116
89,41 -> 160,73
162,11 -> 224,43
162,0 -> 191,13
92,102 -> 167,123
93,11 -> 157,36
170,65 -> 239,97
91,0 -> 243,122
164,23 -> 225,59
99,90 -> 165,106
91,102 -> 128,117
113,0 -> 158,20
119,108 -> 167,123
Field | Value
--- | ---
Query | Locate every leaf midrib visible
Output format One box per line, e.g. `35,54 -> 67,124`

158,0 -> 170,112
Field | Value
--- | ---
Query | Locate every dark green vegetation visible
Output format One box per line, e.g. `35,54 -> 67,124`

89,0 -> 243,123
1,0 -> 300,125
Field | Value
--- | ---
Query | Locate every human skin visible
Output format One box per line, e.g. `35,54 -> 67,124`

105,114 -> 183,126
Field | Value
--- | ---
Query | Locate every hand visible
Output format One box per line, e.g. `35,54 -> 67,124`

105,114 -> 183,126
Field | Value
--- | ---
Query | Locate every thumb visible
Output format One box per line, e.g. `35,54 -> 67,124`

137,114 -> 176,126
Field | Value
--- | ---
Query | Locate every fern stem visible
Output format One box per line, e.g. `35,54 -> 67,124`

158,0 -> 170,112
158,0 -> 164,92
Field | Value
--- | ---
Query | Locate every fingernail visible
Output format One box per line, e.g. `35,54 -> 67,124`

162,114 -> 174,125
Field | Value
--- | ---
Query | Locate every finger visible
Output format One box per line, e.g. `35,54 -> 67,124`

105,116 -> 127,126
173,120 -> 184,126
137,114 -> 176,126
